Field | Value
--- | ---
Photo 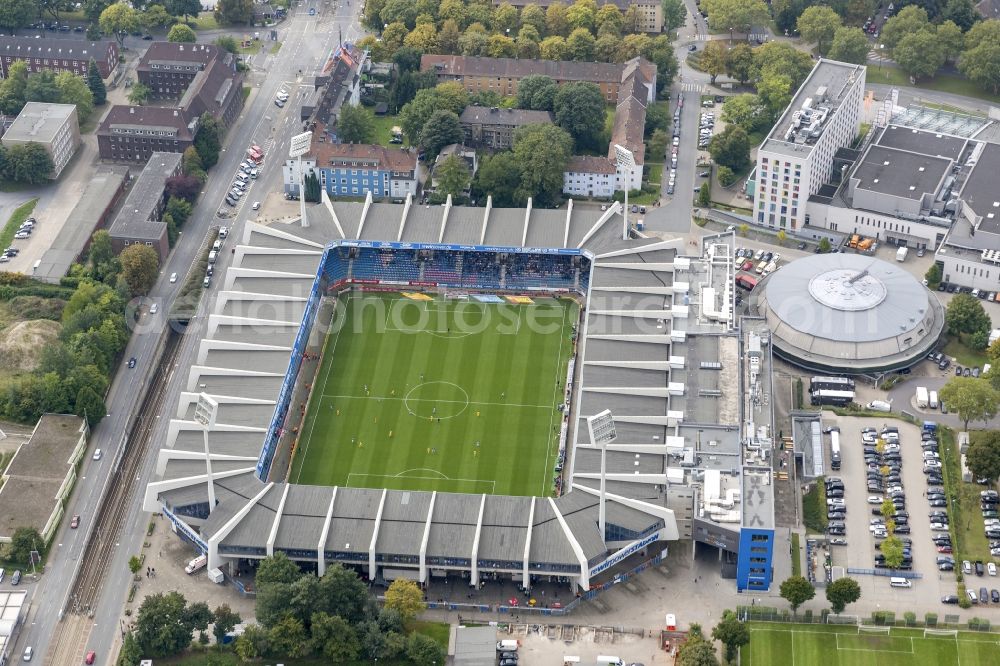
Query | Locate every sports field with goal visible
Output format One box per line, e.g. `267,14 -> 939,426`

289,293 -> 578,496
743,623 -> 1000,665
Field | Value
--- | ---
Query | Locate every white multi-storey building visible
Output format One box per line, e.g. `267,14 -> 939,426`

753,59 -> 866,232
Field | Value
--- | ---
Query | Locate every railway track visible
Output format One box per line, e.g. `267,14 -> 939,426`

44,331 -> 182,665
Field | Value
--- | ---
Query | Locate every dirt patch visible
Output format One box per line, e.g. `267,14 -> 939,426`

0,319 -> 61,373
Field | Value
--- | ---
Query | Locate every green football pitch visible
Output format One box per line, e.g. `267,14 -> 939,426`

743,623 -> 1000,666
289,293 -> 578,496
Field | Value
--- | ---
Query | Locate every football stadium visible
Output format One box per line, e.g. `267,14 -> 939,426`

145,197 -> 777,596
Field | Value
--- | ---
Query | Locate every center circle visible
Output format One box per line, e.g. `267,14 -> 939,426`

808,268 -> 887,312
403,381 -> 470,420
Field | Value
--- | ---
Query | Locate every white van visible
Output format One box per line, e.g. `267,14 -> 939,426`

889,577 -> 912,588
212,240 -> 222,251
208,251 -> 217,264
496,640 -> 519,652
597,657 -> 624,666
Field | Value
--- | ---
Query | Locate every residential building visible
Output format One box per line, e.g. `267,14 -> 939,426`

1,102 -> 80,178
310,43 -> 369,130
107,152 -> 183,260
753,59 -> 866,231
97,106 -> 196,163
137,42 -> 244,127
431,144 -> 478,192
422,55 -> 656,105
283,143 -> 418,200
459,107 -> 553,151
563,155 -> 616,198
490,0 -> 664,32
0,36 -> 119,79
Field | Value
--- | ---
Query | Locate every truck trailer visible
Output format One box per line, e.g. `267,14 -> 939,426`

916,386 -> 929,409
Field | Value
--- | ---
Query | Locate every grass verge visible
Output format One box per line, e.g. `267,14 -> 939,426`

0,198 -> 38,250
942,335 -> 989,369
791,532 -> 801,577
866,66 -> 1000,105
269,41 -> 283,54
802,479 -> 827,534
943,428 -> 992,563
188,12 -> 220,30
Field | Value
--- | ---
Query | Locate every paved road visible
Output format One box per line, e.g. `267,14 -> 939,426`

11,2 -> 363,663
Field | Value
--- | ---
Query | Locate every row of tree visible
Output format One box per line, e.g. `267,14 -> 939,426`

117,592 -> 241,664
0,60 -> 98,122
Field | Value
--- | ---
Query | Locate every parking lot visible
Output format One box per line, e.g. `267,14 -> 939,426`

819,414 -> 967,609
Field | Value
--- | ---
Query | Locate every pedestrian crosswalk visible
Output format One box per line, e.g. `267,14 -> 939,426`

679,82 -> 704,93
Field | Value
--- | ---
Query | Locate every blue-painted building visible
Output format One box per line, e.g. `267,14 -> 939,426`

283,143 -> 418,200
736,528 -> 775,591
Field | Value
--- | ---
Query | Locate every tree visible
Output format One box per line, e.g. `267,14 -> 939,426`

4,143 -> 54,183
142,4 -> 175,30
315,563 -> 369,624
648,129 -> 668,161
8,526 -> 41,563
55,72 -> 95,121
936,21 -> 964,63
702,0 -> 770,38
546,1 -> 571,37
717,165 -> 735,186
117,631 -> 142,666
0,0 -> 34,34
383,579 -> 426,623
825,577 -> 861,614
234,624 -> 267,661
211,604 -> 241,645
517,74 -> 558,111
418,109 -> 463,160
711,609 -> 750,663
165,175 -> 201,203
24,71 -> 61,104
492,1 -> 519,33
752,41 -> 814,89
135,591 -> 205,657
721,94 -> 764,131
828,27 -> 869,65
100,2 -> 141,47
595,3 -> 624,35
779,575 -> 815,613
677,630 -> 719,666
182,146 -> 206,182
942,0 -> 980,31
939,377 -> 999,429
819,237 -> 831,253
127,82 -> 150,105
194,113 -> 221,169
392,46 -> 423,73
725,43 -> 754,84
521,3 -> 547,36
880,6 -> 931,52
925,262 -> 942,289
256,552 -> 301,585
119,244 -> 159,296
85,60 -> 107,107
336,103 -> 376,144
166,23 -> 196,42
512,123 -> 572,207
267,614 -> 308,659
710,125 -> 750,171
959,41 -> 1000,95
310,612 -> 360,662
128,555 -> 142,576
698,182 -> 711,207
405,632 -> 444,664
661,0 -> 686,30
165,0 -> 201,21
405,23 -> 438,52
776,230 -> 787,245
700,40 -> 728,85
0,60 -> 27,115
880,535 -> 905,569
797,6 -> 842,56
486,33 -> 516,58
435,154 -> 470,199
539,35 -> 569,60
967,431 -> 1000,484
946,293 -> 991,337
214,0 -> 253,24
756,73 -> 793,122
553,81 -> 605,150
894,30 -> 945,80
473,152 -> 521,207
75,386 -> 107,426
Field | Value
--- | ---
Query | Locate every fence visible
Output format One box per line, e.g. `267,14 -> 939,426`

736,605 -> 994,632
846,567 -> 923,579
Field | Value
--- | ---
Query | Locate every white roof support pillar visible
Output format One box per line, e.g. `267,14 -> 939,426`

563,200 -> 574,248
548,497 -> 591,591
357,191 -> 373,238
369,488 -> 387,579
396,191 -> 412,241
266,483 -> 291,557
521,197 -> 533,247
438,195 -> 452,243
206,482 -> 274,571
317,487 -> 337,577
522,496 -> 536,590
470,494 -> 487,588
479,196 -> 493,244
419,491 -> 436,584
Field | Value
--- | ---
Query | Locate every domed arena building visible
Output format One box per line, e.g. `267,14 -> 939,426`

748,253 -> 945,374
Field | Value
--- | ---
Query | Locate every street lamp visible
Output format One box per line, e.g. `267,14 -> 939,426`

614,144 -> 635,240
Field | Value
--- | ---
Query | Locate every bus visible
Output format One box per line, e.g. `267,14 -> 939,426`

809,376 -> 855,393
830,429 -> 841,470
735,274 -> 758,290
810,389 -> 855,407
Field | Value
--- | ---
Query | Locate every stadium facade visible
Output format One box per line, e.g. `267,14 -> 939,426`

145,195 -> 778,595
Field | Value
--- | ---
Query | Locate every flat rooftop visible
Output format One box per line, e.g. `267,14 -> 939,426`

961,142 -> 1000,233
762,59 -> 865,159
2,102 -> 75,144
852,145 -> 951,201
108,152 -> 182,240
876,125 -> 966,161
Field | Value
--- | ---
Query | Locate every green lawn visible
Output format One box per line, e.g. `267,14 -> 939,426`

188,12 -> 221,30
866,66 -> 1000,105
942,335 -> 989,369
0,198 -> 38,250
944,428 -> 994,563
372,113 -> 407,147
744,624 -> 1000,666
290,294 -> 577,495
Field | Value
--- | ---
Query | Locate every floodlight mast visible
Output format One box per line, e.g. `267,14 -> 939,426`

194,393 -> 219,509
290,131 -> 313,227
614,144 -> 635,241
587,409 -> 617,539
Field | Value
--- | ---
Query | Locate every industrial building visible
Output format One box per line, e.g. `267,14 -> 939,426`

143,198 -> 777,596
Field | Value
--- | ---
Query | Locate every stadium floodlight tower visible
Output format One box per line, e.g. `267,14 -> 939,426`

587,409 -> 617,539
290,131 -> 313,228
614,144 -> 635,241
193,392 -> 219,509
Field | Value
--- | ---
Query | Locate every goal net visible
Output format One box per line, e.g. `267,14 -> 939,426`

923,629 -> 958,638
826,614 -> 861,625
858,625 -> 891,635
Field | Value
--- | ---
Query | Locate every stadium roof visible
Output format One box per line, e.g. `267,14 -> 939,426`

143,196 -> 758,585
748,253 -> 945,373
